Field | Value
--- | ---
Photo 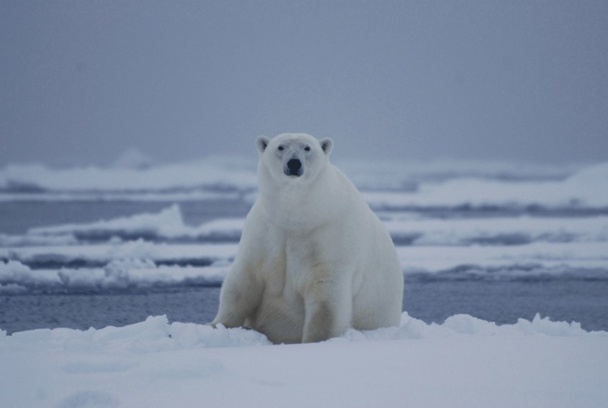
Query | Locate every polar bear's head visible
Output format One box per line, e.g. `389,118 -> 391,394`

256,133 -> 333,183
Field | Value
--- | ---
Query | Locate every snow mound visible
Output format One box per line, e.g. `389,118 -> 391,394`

1,314 -> 607,408
3,313 -> 601,347
3,316 -> 271,351
336,312 -> 594,342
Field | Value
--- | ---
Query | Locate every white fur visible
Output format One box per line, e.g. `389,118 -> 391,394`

212,133 -> 403,343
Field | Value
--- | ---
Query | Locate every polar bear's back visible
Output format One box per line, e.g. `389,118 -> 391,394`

318,166 -> 403,329
351,214 -> 403,329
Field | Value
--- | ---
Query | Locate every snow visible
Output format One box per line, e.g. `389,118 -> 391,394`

1,313 -> 606,408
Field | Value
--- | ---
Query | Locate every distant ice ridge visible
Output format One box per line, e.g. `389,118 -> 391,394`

25,204 -> 244,242
10,203 -> 608,246
364,161 -> 608,209
0,155 -> 258,192
386,214 -> 608,246
1,158 -> 607,208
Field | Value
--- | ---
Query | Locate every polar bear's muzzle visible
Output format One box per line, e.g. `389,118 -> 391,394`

285,158 -> 303,177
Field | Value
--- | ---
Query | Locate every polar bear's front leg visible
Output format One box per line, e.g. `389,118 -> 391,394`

302,279 -> 352,343
211,264 -> 262,328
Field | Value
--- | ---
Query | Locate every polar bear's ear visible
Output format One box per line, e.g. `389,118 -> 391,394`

320,138 -> 333,156
257,136 -> 270,153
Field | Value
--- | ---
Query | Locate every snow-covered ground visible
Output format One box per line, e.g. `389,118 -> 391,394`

1,156 -> 608,407
1,313 -> 607,408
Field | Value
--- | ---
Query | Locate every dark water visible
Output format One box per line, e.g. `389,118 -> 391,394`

2,280 -> 607,335
405,279 -> 608,331
0,287 -> 221,334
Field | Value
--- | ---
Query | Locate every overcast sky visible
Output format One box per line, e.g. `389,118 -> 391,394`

1,1 -> 607,167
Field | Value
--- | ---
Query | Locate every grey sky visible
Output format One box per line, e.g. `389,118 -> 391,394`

1,1 -> 607,166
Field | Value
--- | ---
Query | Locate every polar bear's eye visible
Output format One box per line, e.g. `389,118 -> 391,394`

304,146 -> 311,152
278,146 -> 284,151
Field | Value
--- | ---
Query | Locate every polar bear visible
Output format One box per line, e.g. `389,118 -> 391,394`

212,133 -> 403,343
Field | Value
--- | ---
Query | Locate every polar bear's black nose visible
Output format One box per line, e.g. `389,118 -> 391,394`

287,158 -> 302,176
